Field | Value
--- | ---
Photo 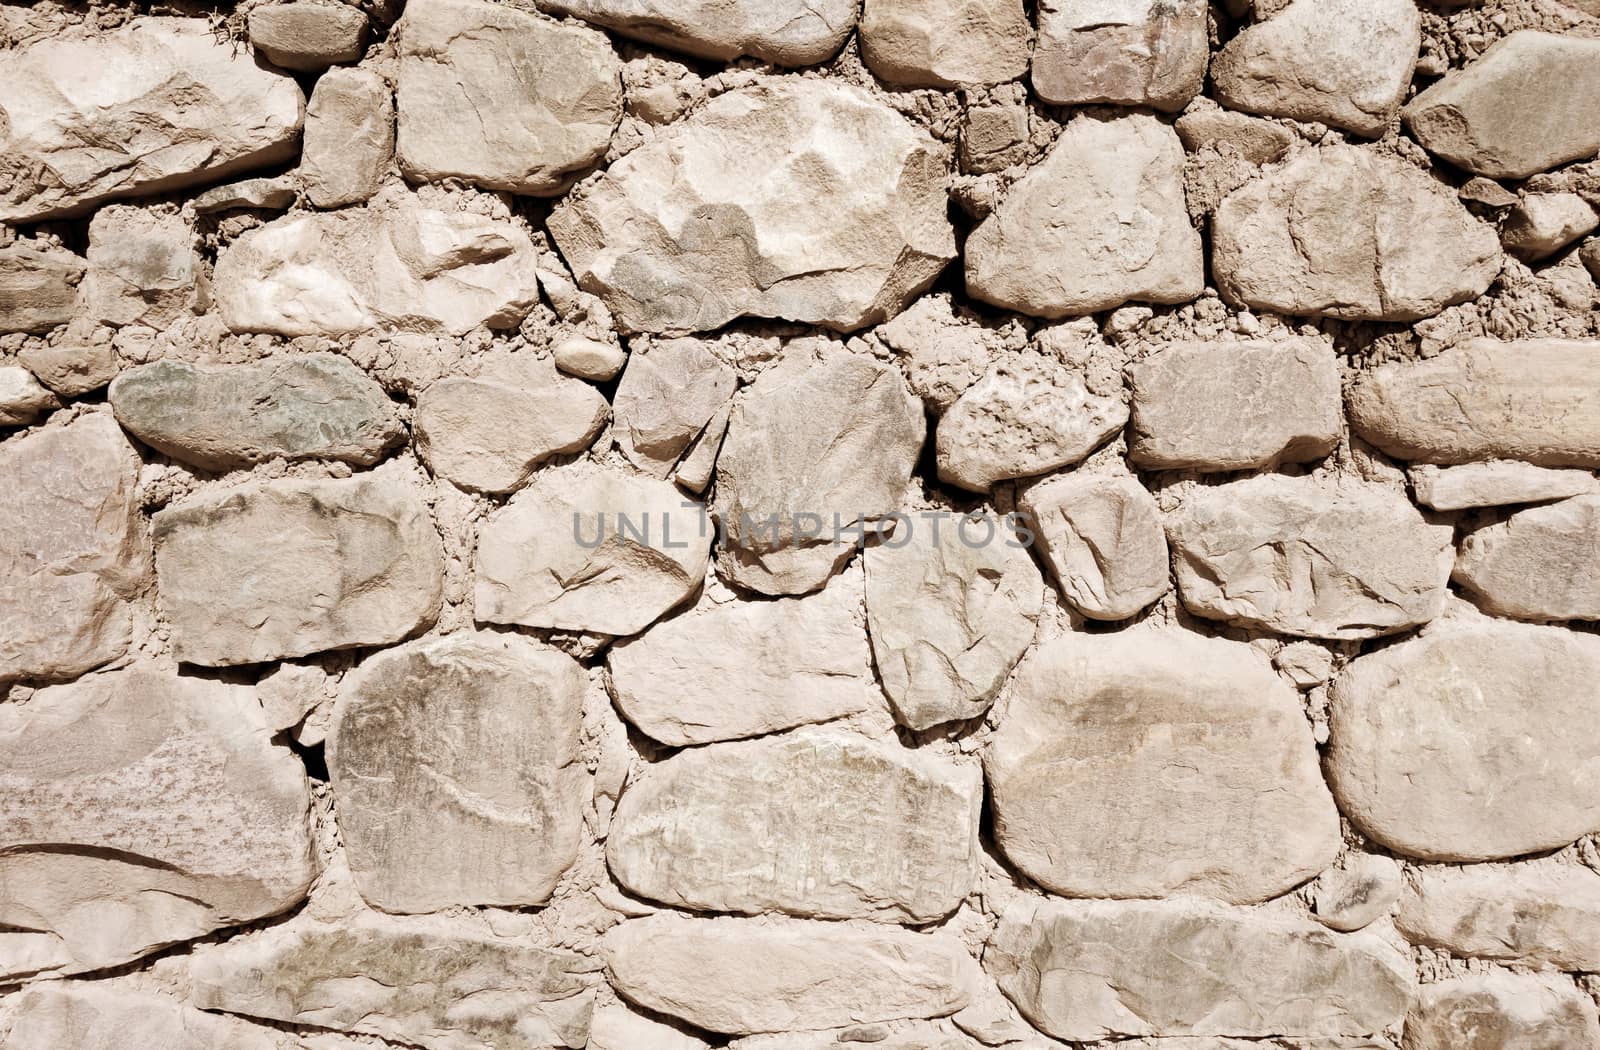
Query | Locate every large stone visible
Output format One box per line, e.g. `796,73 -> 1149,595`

1019,475 -> 1170,621
0,412 -> 147,684
1454,494 -> 1600,621
249,1 -> 368,72
110,354 -> 403,471
1404,31 -> 1600,180
1167,475 -> 1454,639
79,206 -> 201,328
302,67 -> 393,209
608,728 -> 980,921
966,113 -> 1203,317
859,0 -> 1030,88
152,470 -> 443,666
1327,619 -> 1600,861
4,985 -> 292,1050
1032,0 -> 1208,110
0,367 -> 57,427
0,669 -> 313,981
549,80 -> 954,334
534,0 -> 857,65
0,18 -> 303,222
0,241 -> 84,333
1396,866 -> 1600,972
1404,973 -> 1600,1050
612,337 -> 738,478
604,915 -> 978,1035
986,899 -> 1413,1042
1409,461 -> 1599,511
987,631 -> 1340,903
1213,146 -> 1502,321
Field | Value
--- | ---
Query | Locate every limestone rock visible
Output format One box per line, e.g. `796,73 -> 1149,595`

1167,475 -> 1454,639
1459,176 -> 1520,209
1174,108 -> 1294,165
966,114 -> 1203,317
860,0 -> 1030,88
1409,461 -> 1598,511
1396,866 -> 1600,972
249,2 -> 368,72
0,18 -> 304,222
110,354 -> 403,471
1404,973 -> 1600,1050
987,631 -> 1340,903
535,0 -> 857,65
553,336 -> 626,381
1019,475 -> 1170,621
728,1026 -> 981,1049
613,337 -> 738,478
673,401 -> 731,494
1326,619 -> 1600,860
549,80 -> 955,334
1213,146 -> 1502,321
1501,192 -> 1600,261
874,293 -> 1001,412
0,669 -> 313,981
302,68 -> 393,209
0,367 -> 57,426
17,339 -> 118,397
960,100 -> 1032,174
1454,494 -> 1600,621
589,1002 -> 711,1050
4,985 -> 293,1050
1584,239 -> 1600,284
79,207 -> 201,328
395,0 -> 621,195
1032,0 -> 1208,110
0,241 -> 84,333
1403,31 -> 1600,180
1312,855 -> 1402,933
191,176 -> 297,214
153,470 -> 444,666
257,663 -> 330,734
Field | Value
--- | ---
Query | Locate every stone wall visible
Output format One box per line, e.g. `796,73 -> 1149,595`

2,0 -> 1600,1047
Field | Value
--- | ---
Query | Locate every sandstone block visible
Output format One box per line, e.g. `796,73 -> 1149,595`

612,337 -> 738,478
1404,973 -> 1600,1050
249,1 -> 368,71
1396,866 -> 1600,971
302,68 -> 393,209
860,0 -> 1030,88
1032,0 -> 1208,110
1312,855 -> 1402,933
79,206 -> 201,328
960,100 -> 1031,174
1455,494 -> 1600,621
1409,461 -> 1599,511
1174,109 -> 1294,165
535,0 -> 858,65
1019,475 -> 1170,621
1501,192 -> 1600,261
0,367 -> 57,427
4,985 -> 292,1050
17,339 -> 118,397
0,241 -> 84,333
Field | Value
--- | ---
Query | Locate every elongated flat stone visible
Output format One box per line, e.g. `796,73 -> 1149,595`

537,0 -> 858,65
5,985 -> 291,1050
1410,461 -> 1599,511
1032,0 -> 1208,110
1454,494 -> 1600,621
1396,866 -> 1600,971
0,241 -> 86,334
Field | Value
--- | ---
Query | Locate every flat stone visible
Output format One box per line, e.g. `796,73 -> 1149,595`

1459,176 -> 1520,209
987,631 -> 1340,903
590,1003 -> 711,1050
17,339 -> 118,397
553,336 -> 626,381
1311,855 -> 1403,933
1404,30 -> 1600,180
0,669 -> 313,981
987,898 -> 1413,1042
1019,475 -> 1170,620
1405,973 -> 1600,1050
110,354 -> 403,471
613,337 -> 738,478
534,0 -> 857,65
257,663 -> 329,734
673,400 -> 730,494
0,241 -> 85,333
1410,461 -> 1599,511
0,18 -> 303,222
1396,866 -> 1600,971
191,176 -> 298,214
1174,109 -> 1294,165
960,100 -> 1031,174
860,0 -> 1030,88
1454,494 -> 1600,621
1502,192 -> 1600,261
549,80 -> 954,334
1128,338 -> 1342,471
79,206 -> 201,328
1213,146 -> 1502,321
152,469 -> 444,666
4,985 -> 291,1050
1032,0 -> 1208,110
1326,619 -> 1600,860
0,366 -> 57,426
727,1027 -> 982,1049
249,2 -> 368,71
302,67 -> 393,209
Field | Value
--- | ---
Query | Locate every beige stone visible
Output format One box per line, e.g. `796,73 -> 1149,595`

1404,972 -> 1600,1050
191,176 -> 298,213
1020,475 -> 1170,620
1454,494 -> 1600,621
1501,192 -> 1600,261
4,985 -> 293,1050
728,1026 -> 981,1049
79,206 -> 201,328
1032,0 -> 1208,110
553,336 -> 626,381
1409,461 -> 1598,511
673,400 -> 730,494
534,0 -> 858,65
612,337 -> 738,478
302,68 -> 393,209
960,100 -> 1031,174
17,339 -> 117,397
0,366 -> 57,426
1312,854 -> 1402,933
589,1002 -> 710,1050
0,241 -> 85,333
1174,108 -> 1294,165
249,1 -> 367,71
1396,866 -> 1600,971
257,662 -> 330,734
860,0 -> 1030,88
874,293 -> 1001,411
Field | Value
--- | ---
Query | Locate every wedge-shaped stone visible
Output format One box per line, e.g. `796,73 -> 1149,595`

17,339 -> 117,398
987,899 -> 1413,1042
1032,0 -> 1208,110
860,0 -> 1030,88
1502,192 -> 1600,261
987,631 -> 1340,903
1405,973 -> 1600,1050
1396,866 -> 1600,971
302,67 -> 393,209
5,985 -> 292,1050
0,18 -> 303,222
1410,461 -> 1598,511
612,337 -> 738,479
0,241 -> 85,333
1168,475 -> 1454,640
1020,475 -> 1170,621
1327,620 -> 1600,860
153,470 -> 444,666
604,914 -> 979,1035
549,81 -> 954,334
1455,494 -> 1600,621
0,669 -> 313,981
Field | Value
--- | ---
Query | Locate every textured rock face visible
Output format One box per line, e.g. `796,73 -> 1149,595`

1404,973 -> 1600,1050
79,207 -> 201,328
0,241 -> 84,333
537,0 -> 858,64
16,339 -> 118,398
1502,192 -> 1600,261
1032,0 -> 1208,109
612,337 -> 738,478
0,669 -> 313,981
859,0 -> 1030,88
549,81 -> 955,334
0,367 -> 57,426
1454,494 -> 1600,621
1312,854 -> 1402,933
249,1 -> 368,72
302,68 -> 393,209
1395,866 -> 1600,971
0,18 -> 304,222
4,985 -> 291,1050
1020,475 -> 1170,621
1410,461 -> 1598,511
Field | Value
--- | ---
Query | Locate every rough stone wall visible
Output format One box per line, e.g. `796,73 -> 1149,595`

3,0 -> 1600,1046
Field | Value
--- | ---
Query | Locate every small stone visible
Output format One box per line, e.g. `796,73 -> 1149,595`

1032,0 -> 1208,110
191,176 -> 298,214
613,337 -> 738,478
673,401 -> 730,494
553,336 -> 625,381
1396,866 -> 1600,971
589,1003 -> 710,1050
1273,641 -> 1334,687
859,0 -> 1030,88
257,662 -> 329,734
874,293 -> 1000,412
17,339 -> 119,397
1312,855 -> 1402,932
249,2 -> 368,72
5,985 -> 291,1050
1020,475 -> 1169,621
1584,239 -> 1600,284
1174,109 -> 1294,165
1409,461 -> 1599,511
78,206 -> 201,328
302,68 -> 393,209
0,241 -> 85,333
1458,177 -> 1520,209
0,366 -> 57,426
1501,192 -> 1600,261
960,101 -> 1031,174
534,0 -> 857,65
1454,494 -> 1600,621
1404,973 -> 1600,1050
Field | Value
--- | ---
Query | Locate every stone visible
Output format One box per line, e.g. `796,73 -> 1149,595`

987,631 -> 1340,903
864,514 -> 1042,729
1403,31 -> 1600,180
1458,177 -> 1520,209
213,194 -> 539,337
4,985 -> 292,1050
728,1027 -> 981,1049
1409,461 -> 1599,511
1396,866 -> 1600,972
152,469 -> 444,666
249,2 -> 368,72
0,366 -> 57,426
613,337 -> 738,478
1174,109 -> 1294,165
1167,475 -> 1454,639
1312,855 -> 1402,933
859,0 -> 1030,88
714,349 -> 924,595
549,80 -> 955,334
604,914 -> 978,1035
1501,192 -> 1600,261
0,412 -> 147,684
192,176 -> 298,214
1348,339 -> 1600,467
0,18 -> 303,222
110,354 -> 403,471
874,293 -> 1001,412
1128,338 -> 1342,471
936,352 -> 1128,491
0,241 -> 84,333
534,0 -> 857,65
1032,0 -> 1208,110
302,68 -> 393,209
965,113 -> 1203,317
1584,239 -> 1600,284
553,336 -> 626,381
1454,494 -> 1600,621
1404,973 -> 1600,1050
960,101 -> 1031,174
1211,0 -> 1419,137
257,663 -> 330,734
17,339 -> 118,398
673,401 -> 730,493
0,669 -> 313,981
1019,475 -> 1169,621
589,1002 -> 710,1050
79,206 -> 201,328
608,571 -> 880,746
1213,146 -> 1502,321
475,462 -> 709,636
987,899 -> 1413,1042
1326,619 -> 1600,861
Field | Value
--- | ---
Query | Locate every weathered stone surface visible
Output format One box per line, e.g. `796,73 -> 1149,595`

967,113 -> 1203,317
1404,31 -> 1600,180
1327,619 -> 1600,860
1348,339 -> 1600,467
859,0 -> 1030,88
1410,461 -> 1598,511
110,354 -> 403,471
1128,339 -> 1342,471
728,1026 -> 981,1049
0,669 -> 313,981
1584,238 -> 1600,284
535,0 -> 857,65
4,985 -> 292,1050
1312,855 -> 1402,933
0,18 -> 304,222
1168,475 -> 1454,640
1175,108 -> 1293,165
249,1 -> 368,72
553,336 -> 626,381
302,68 -> 393,209
960,99 -> 1031,174
613,337 -> 738,478
604,915 -> 978,1035
1396,866 -> 1600,971
714,349 -> 924,594
1019,475 -> 1170,621
674,400 -> 730,494
550,81 -> 954,334
257,662 -> 329,735
16,339 -> 118,397
0,241 -> 84,333
1501,192 -> 1600,261
589,1002 -> 710,1050
1459,176 -> 1521,209
1454,494 -> 1600,621
0,367 -> 57,426
987,631 -> 1340,903
191,176 -> 297,214
1213,146 -> 1502,321
0,412 -> 146,684
153,470 -> 444,666
79,206 -> 201,328
1404,973 -> 1600,1050
874,293 -> 1003,412
475,462 -> 709,636
987,899 -> 1413,1042
1032,0 -> 1208,110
